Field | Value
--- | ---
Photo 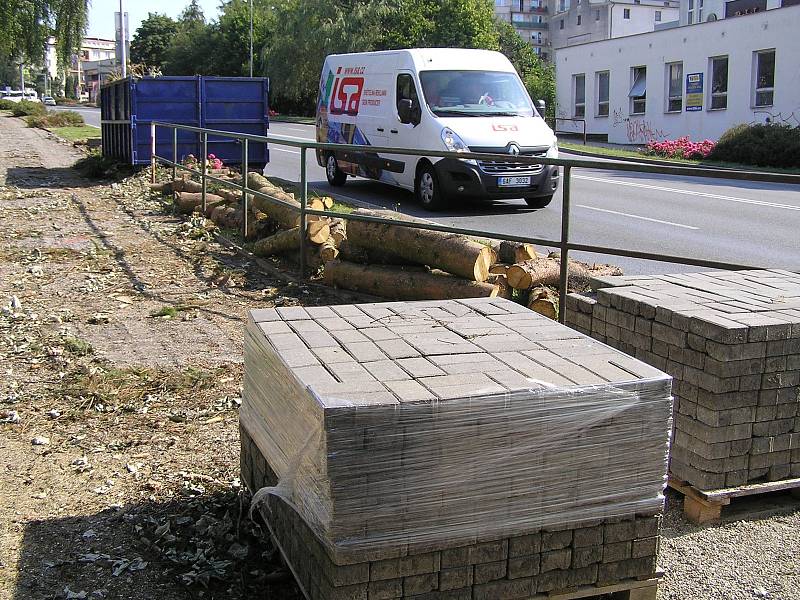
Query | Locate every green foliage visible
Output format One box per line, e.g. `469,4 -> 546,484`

709,123 -> 800,169
50,125 -> 99,141
130,13 -> 179,70
0,98 -> 17,110
0,0 -> 89,68
62,335 -> 93,356
496,20 -> 554,116
11,100 -> 45,116
73,151 -> 134,179
26,109 -> 84,128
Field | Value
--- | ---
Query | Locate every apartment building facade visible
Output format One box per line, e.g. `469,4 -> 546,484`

554,4 -> 800,143
495,0 -> 552,59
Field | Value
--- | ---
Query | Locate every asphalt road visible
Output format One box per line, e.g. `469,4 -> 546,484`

264,121 -> 800,276
51,104 -> 100,128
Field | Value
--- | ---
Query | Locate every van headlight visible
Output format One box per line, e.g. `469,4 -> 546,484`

546,140 -> 558,158
441,128 -> 476,164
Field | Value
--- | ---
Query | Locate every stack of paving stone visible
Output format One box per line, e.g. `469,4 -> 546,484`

564,269 -> 800,491
241,297 -> 673,600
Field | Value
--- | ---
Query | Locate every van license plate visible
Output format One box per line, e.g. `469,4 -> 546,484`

497,176 -> 531,187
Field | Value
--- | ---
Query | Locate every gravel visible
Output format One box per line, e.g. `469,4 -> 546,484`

659,490 -> 800,600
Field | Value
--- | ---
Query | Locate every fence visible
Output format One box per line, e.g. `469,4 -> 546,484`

552,117 -> 587,145
149,121 -> 800,324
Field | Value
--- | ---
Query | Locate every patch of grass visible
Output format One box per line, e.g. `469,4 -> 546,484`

270,115 -> 315,125
63,335 -> 94,356
73,151 -> 133,179
51,125 -> 99,142
27,110 -> 85,129
559,141 -> 800,175
64,365 -> 221,406
151,305 -> 179,318
329,201 -> 354,214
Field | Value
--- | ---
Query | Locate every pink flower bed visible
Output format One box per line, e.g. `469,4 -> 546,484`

645,136 -> 715,159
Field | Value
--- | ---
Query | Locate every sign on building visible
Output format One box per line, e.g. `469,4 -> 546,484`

686,72 -> 703,111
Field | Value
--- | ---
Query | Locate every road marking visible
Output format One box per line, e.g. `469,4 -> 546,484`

574,174 -> 800,212
271,147 -> 300,155
270,133 -> 314,142
284,126 -> 313,134
577,204 -> 699,230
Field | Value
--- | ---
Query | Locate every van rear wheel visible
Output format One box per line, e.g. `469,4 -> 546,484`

325,154 -> 347,186
524,195 -> 553,209
416,164 -> 446,211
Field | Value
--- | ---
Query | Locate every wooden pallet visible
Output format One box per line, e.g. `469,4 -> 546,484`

548,577 -> 659,600
668,476 -> 800,524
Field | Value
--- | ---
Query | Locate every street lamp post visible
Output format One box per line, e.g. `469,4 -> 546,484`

249,0 -> 254,77
119,0 -> 127,78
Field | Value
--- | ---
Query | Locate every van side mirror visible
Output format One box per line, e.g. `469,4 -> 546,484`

536,99 -> 546,117
398,99 -> 420,126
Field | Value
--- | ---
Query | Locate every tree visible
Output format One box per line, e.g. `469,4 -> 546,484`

0,0 -> 88,67
163,1 -> 214,75
496,20 -> 555,117
213,0 -> 277,76
130,13 -> 178,70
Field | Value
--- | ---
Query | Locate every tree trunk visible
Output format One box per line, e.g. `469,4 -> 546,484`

323,260 -> 501,301
497,241 -> 539,264
346,209 -> 496,282
319,237 -> 339,262
250,192 -> 301,230
320,196 -> 335,209
506,258 -> 564,290
527,286 -> 558,320
175,192 -> 224,214
253,227 -> 301,257
307,220 -> 331,244
487,274 -> 512,299
489,263 -> 510,276
329,219 -> 347,245
338,239 -> 409,266
172,179 -> 203,193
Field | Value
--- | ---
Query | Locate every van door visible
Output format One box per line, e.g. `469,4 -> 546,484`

386,72 -> 423,190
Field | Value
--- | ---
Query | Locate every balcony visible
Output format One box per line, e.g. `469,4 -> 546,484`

527,6 -> 549,13
512,20 -> 549,29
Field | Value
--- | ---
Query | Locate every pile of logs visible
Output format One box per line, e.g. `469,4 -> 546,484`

152,173 -> 621,318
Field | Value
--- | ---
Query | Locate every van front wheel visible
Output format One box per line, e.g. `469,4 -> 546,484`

416,164 -> 446,211
325,154 -> 347,186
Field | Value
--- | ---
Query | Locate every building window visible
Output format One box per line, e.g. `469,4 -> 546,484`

665,62 -> 683,112
560,19 -> 565,29
709,55 -> 728,110
753,49 -> 775,107
623,8 -> 631,18
698,0 -> 704,21
595,9 -> 601,20
629,66 -> 646,114
655,10 -> 662,21
577,14 -> 582,24
688,0 -> 694,23
574,74 -> 586,117
596,71 -> 610,116
559,0 -> 567,11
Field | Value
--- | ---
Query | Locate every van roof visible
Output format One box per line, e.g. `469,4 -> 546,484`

325,48 -> 515,73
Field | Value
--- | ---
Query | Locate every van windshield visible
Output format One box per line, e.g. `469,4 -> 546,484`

419,70 -> 536,117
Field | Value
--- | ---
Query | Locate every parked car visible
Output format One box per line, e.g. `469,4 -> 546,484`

42,96 -> 56,106
316,48 -> 559,210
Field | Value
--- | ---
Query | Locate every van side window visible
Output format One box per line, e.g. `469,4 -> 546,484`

396,74 -> 419,113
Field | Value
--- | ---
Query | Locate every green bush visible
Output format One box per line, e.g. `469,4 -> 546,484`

26,110 -> 85,129
11,100 -> 46,117
0,98 -> 17,110
709,123 -> 800,168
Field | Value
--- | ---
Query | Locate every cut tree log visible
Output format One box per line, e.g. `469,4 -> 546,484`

174,191 -> 224,214
319,237 -> 339,262
489,263 -> 510,276
253,228 -> 301,257
346,209 -> 496,282
172,179 -> 203,193
527,286 -> 558,320
487,274 -> 512,299
329,219 -> 347,245
497,241 -> 539,264
249,192 -> 301,230
307,220 -> 331,244
323,260 -> 500,301
506,258 -> 562,290
320,196 -> 335,209
338,239 -> 409,266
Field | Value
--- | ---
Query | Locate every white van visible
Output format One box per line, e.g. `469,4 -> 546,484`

315,48 -> 559,210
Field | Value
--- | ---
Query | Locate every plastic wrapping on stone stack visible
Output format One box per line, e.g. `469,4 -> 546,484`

241,298 -> 673,563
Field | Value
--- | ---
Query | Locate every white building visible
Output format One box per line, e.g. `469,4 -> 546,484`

550,0 -> 679,50
678,0 -> 791,25
554,4 -> 800,144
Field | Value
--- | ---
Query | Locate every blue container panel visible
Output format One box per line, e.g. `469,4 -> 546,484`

202,77 -> 269,165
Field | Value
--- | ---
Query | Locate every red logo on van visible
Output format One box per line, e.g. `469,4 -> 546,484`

330,67 -> 365,116
492,124 -> 519,132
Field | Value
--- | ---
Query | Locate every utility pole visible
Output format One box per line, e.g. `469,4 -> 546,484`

19,62 -> 25,94
119,0 -> 127,78
249,0 -> 254,77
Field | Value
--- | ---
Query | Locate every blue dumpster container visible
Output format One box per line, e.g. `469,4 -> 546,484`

100,76 -> 269,167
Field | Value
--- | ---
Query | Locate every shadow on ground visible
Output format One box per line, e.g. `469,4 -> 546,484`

5,167 -> 95,189
11,490 -> 302,600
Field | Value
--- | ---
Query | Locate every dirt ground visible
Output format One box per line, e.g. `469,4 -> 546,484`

2,114 -> 799,600
0,114 -> 358,599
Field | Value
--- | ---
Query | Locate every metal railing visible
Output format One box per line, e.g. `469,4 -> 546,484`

149,121 -> 800,324
553,117 -> 587,145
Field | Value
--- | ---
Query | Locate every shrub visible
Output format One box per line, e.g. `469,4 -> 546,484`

709,123 -> 800,169
26,110 -> 85,129
644,136 -> 715,160
11,100 -> 46,117
0,98 -> 17,110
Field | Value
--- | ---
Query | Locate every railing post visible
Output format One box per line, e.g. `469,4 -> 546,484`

201,131 -> 208,215
299,147 -> 307,276
150,122 -> 156,184
172,127 -> 177,182
242,138 -> 249,238
558,166 -> 571,324
583,120 -> 587,146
